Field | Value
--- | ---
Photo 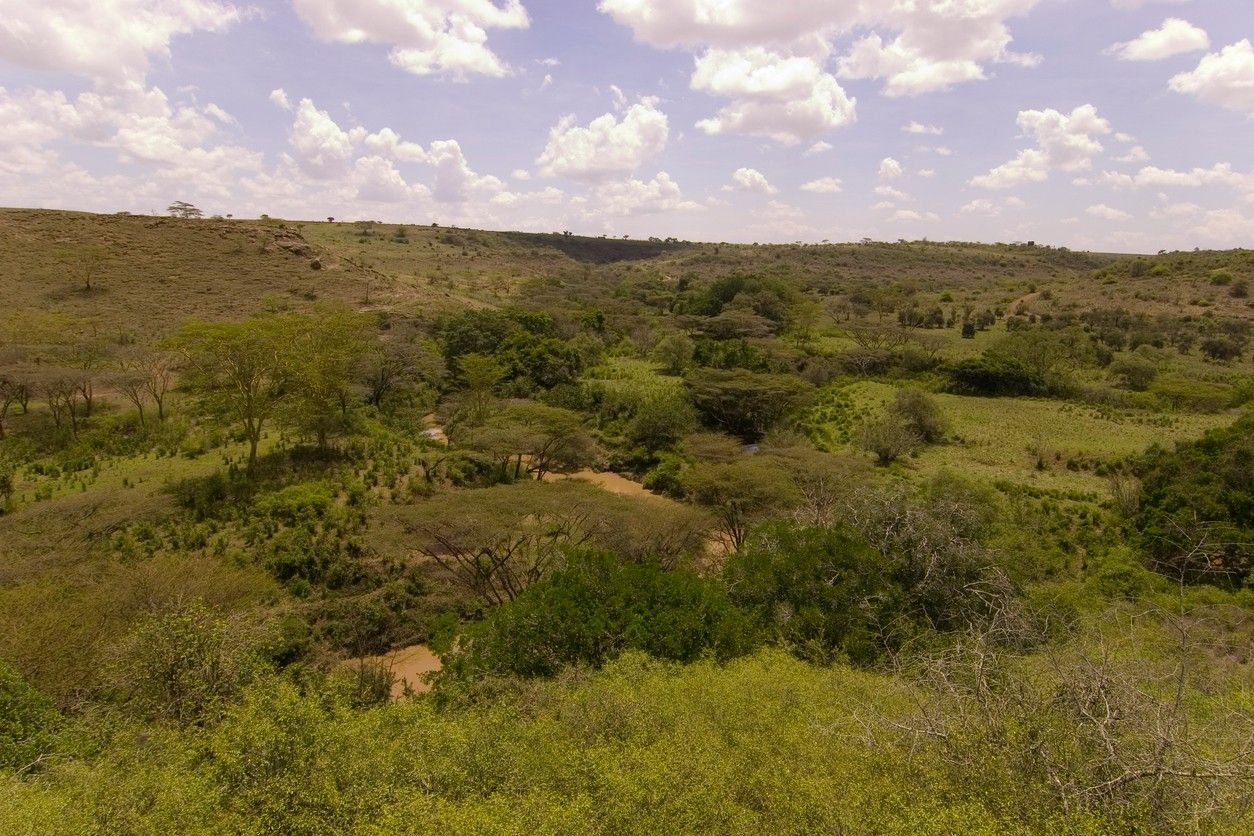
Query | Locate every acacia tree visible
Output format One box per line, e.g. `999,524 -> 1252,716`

174,315 -> 293,471
282,306 -> 371,452
167,201 -> 202,219
461,401 -> 598,480
682,458 -> 800,552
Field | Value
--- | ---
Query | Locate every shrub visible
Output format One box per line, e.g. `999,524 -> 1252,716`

891,388 -> 949,443
0,661 -> 61,771
859,415 -> 920,465
438,551 -> 759,683
947,356 -> 1044,397
725,523 -> 887,664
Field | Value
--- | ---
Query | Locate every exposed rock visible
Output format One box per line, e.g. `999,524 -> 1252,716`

310,258 -> 322,270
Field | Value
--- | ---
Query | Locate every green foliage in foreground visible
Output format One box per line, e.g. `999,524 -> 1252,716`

4,634 -> 1251,835
1134,412 -> 1254,585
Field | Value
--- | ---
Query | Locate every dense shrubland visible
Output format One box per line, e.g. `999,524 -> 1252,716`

1,212 -> 1252,831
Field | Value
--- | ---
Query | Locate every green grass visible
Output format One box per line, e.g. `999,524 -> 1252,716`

807,381 -> 1234,495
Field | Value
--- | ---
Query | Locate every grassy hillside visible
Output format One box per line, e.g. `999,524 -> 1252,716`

1,208 -> 1251,832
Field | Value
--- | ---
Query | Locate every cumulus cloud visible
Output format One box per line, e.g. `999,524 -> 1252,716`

1098,163 -> 1254,194
878,157 -> 903,179
890,209 -> 939,222
1114,145 -> 1150,164
535,98 -> 668,181
1107,18 -> 1209,62
727,167 -> 778,194
288,98 -> 363,179
961,198 -> 1000,216
427,138 -> 503,202
1169,40 -> 1254,113
903,121 -> 943,135
875,185 -> 909,201
1086,203 -> 1131,221
590,172 -> 701,215
970,104 -> 1111,189
690,47 -> 856,144
292,0 -> 530,78
805,141 -> 834,156
835,1 -> 1043,97
269,88 -> 293,111
800,177 -> 843,194
0,0 -> 245,84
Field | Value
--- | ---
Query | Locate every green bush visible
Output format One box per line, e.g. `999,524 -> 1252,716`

0,661 -> 61,771
438,551 -> 759,684
726,523 -> 889,664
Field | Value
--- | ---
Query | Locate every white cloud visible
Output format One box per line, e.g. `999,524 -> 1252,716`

835,2 -> 1043,97
874,185 -> 909,201
918,168 -> 936,178
427,138 -> 503,202
971,104 -> 1111,189
1109,0 -> 1190,10
1086,203 -> 1131,221
352,155 -> 412,202
269,88 -> 293,111
878,157 -> 903,179
805,141 -> 834,156
1108,18 -> 1209,62
289,98 -> 363,179
291,0 -> 530,78
903,121 -> 943,135
1169,40 -> 1254,113
690,47 -> 856,144
536,98 -> 669,181
1098,163 -> 1254,193
596,2 -> 863,49
590,172 -> 700,216
727,167 -> 778,195
1114,145 -> 1150,164
890,209 -> 939,222
1150,200 -> 1202,220
362,126 -> 430,162
0,0 -> 245,84
800,177 -> 843,193
961,198 -> 1000,216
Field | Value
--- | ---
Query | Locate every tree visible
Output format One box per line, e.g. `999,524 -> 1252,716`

456,353 -> 506,424
440,550 -> 757,683
167,201 -> 203,219
174,315 -> 294,471
726,523 -> 887,664
890,388 -> 949,444
282,306 -> 371,452
74,246 -> 108,293
859,415 -> 920,465
358,338 -> 444,411
682,458 -> 800,552
462,401 -> 598,480
651,332 -> 695,375
402,480 -> 709,606
685,368 -> 815,441
0,374 -> 21,439
1109,356 -> 1157,391
1133,414 -> 1253,586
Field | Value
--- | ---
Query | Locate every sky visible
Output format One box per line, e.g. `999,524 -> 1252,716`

0,1 -> 1251,252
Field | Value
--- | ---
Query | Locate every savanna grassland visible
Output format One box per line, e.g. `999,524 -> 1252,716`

1,207 -> 1252,834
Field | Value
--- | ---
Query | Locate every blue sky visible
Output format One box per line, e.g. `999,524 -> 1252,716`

1,1 -> 1251,251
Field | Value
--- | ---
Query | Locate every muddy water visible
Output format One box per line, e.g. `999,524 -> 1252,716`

364,644 -> 442,699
